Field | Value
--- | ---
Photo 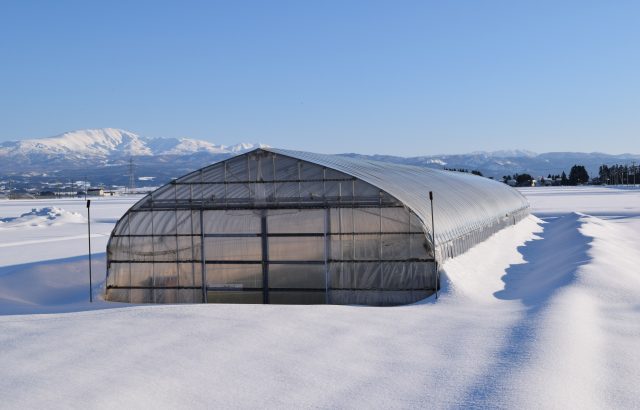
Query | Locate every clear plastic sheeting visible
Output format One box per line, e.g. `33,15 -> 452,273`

105,148 -> 529,306
267,148 -> 530,261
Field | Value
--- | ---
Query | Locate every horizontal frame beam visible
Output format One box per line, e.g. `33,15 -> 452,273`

109,258 -> 436,264
106,285 -> 437,292
172,177 -> 357,185
111,231 -> 427,238
133,200 -> 404,212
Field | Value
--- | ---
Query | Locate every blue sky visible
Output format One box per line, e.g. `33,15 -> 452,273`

1,0 -> 638,155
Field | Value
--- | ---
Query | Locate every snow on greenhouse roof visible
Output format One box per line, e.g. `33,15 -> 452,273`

264,148 -> 530,246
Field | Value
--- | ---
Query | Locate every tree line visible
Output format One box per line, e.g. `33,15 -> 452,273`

444,167 -> 484,176
502,165 -> 590,186
596,164 -> 640,185
447,161 -> 638,187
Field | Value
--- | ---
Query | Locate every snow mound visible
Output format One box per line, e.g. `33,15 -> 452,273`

0,207 -> 85,229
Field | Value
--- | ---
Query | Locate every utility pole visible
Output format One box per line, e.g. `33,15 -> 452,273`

87,200 -> 93,303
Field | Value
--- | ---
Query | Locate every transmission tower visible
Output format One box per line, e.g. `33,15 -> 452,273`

128,157 -> 135,194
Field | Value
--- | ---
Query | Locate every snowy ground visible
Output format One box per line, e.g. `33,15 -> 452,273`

1,187 -> 639,409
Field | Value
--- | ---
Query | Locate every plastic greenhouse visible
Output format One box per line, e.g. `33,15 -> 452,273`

105,148 -> 529,306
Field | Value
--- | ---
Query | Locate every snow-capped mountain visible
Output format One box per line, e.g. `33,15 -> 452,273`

467,149 -> 538,158
0,128 -> 266,159
1,128 -> 638,189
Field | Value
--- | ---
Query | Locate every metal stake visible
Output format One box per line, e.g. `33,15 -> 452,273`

87,200 -> 93,303
429,191 -> 438,299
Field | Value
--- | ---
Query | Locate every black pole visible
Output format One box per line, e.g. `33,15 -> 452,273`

87,200 -> 93,303
261,211 -> 269,304
429,191 -> 438,299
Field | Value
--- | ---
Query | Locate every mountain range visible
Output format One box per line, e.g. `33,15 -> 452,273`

1,128 -> 638,187
0,128 -> 264,162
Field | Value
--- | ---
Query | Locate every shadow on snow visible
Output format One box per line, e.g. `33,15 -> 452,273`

0,253 -> 116,315
461,212 -> 593,407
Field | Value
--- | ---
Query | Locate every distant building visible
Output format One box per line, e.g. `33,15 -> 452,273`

38,191 -> 57,198
537,177 -> 553,187
87,188 -> 105,196
8,190 -> 36,199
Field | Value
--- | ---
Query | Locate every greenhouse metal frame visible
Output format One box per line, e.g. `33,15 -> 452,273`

105,148 -> 529,305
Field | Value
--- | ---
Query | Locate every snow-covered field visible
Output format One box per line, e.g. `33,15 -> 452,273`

1,187 -> 639,409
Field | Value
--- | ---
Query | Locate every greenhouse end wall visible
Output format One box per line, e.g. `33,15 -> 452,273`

105,148 -> 528,306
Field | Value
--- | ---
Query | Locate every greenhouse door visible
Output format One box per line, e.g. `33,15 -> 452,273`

265,209 -> 329,304
203,208 -> 329,304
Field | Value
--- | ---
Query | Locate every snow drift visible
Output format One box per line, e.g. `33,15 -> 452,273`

0,207 -> 85,229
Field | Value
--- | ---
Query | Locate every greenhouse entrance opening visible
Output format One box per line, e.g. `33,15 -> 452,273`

204,208 -> 329,305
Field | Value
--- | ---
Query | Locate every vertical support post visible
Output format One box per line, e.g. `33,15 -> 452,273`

272,154 -> 277,199
351,207 -> 356,288
256,155 -> 261,200
200,209 -> 207,303
324,207 -> 330,304
338,203 -> 343,288
223,161 -> 228,206
323,168 -> 327,199
379,200 -> 383,290
429,191 -> 438,299
86,200 -> 93,303
150,196 -> 156,303
261,210 -> 269,304
352,179 -> 355,206
127,213 -> 133,303
188,191 -> 196,302
408,210 -> 412,260
174,186 -> 180,298
297,161 -> 302,202
247,155 -> 252,200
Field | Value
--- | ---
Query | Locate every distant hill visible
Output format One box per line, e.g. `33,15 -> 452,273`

1,128 -> 638,187
342,151 -> 640,179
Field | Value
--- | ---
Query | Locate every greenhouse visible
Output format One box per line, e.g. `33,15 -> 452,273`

105,148 -> 529,306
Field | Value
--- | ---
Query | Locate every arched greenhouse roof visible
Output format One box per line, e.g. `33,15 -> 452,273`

264,148 -> 529,250
125,147 -> 529,259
